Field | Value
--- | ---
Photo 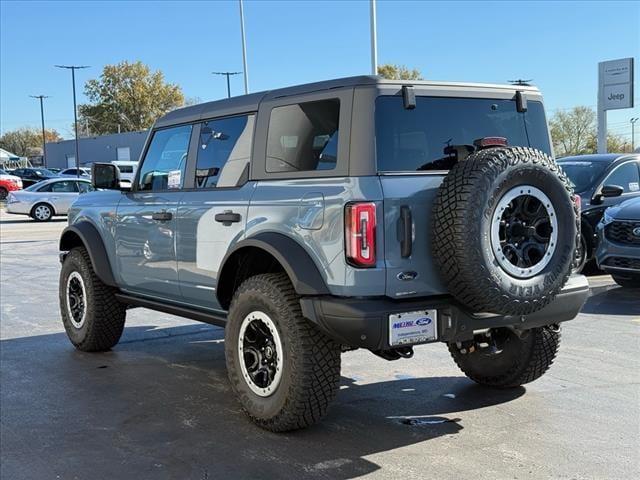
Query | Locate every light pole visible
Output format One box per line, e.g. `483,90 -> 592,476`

212,71 -> 242,98
239,0 -> 249,94
631,117 -> 639,151
55,65 -> 89,176
370,0 -> 378,75
29,95 -> 49,168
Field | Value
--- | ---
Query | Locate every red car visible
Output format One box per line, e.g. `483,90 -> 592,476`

0,168 -> 23,200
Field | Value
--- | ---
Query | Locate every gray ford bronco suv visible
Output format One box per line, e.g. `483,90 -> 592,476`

58,76 -> 589,431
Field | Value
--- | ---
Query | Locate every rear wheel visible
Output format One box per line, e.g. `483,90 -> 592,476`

612,274 -> 640,288
448,326 -> 561,388
59,247 -> 126,352
225,273 -> 341,432
31,202 -> 53,222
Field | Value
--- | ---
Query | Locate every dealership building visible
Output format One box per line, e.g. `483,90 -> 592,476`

44,130 -> 148,169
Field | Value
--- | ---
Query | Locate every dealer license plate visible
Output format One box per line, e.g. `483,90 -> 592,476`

389,310 -> 438,346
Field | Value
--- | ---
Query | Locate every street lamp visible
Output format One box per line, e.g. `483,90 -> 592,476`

370,0 -> 378,75
239,0 -> 249,94
212,71 -> 242,98
55,65 -> 89,176
631,117 -> 639,151
29,95 -> 49,168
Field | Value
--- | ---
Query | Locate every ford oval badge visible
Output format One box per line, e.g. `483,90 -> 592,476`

397,271 -> 418,281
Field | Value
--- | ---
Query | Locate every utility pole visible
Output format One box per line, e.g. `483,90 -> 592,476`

239,0 -> 249,94
370,0 -> 378,75
29,95 -> 49,168
55,65 -> 89,176
631,117 -> 639,151
212,71 -> 242,98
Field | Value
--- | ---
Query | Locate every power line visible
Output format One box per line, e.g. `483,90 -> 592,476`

55,65 -> 90,175
212,71 -> 242,98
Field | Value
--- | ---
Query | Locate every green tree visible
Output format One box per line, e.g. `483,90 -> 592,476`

549,106 -> 596,156
550,106 -> 634,156
77,61 -> 185,135
0,127 -> 62,157
377,63 -> 423,80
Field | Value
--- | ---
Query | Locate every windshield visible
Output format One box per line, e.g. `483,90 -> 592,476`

375,96 -> 551,172
33,168 -> 56,177
557,161 -> 608,192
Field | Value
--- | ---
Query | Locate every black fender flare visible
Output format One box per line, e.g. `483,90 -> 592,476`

217,232 -> 330,302
59,222 -> 117,287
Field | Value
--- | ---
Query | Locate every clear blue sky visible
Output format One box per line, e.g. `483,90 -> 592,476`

1,0 -> 638,142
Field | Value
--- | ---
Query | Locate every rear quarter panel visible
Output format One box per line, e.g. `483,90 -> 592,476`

247,176 -> 386,296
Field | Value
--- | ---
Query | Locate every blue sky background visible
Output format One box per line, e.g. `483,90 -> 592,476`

1,0 -> 638,143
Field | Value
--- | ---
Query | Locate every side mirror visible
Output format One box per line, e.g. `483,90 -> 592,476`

92,163 -> 120,190
601,184 -> 624,198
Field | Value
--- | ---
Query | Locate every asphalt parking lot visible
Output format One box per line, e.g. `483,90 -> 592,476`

1,210 -> 639,480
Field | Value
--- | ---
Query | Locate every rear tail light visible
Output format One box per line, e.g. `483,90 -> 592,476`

345,202 -> 376,267
473,136 -> 508,149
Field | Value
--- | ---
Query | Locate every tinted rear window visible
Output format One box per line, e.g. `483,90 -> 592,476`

375,96 -> 551,172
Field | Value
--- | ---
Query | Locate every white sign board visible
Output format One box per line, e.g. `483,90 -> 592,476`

600,58 -> 634,110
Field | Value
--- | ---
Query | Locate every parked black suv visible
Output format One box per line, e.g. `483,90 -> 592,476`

557,154 -> 640,271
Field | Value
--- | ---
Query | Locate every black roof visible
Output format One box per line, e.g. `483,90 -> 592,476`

155,75 -> 540,128
155,76 -> 379,128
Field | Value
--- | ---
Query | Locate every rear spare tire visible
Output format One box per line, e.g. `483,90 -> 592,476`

432,147 -> 578,316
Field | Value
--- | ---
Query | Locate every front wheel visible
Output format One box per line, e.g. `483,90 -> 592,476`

448,325 -> 561,388
59,247 -> 126,351
225,273 -> 341,432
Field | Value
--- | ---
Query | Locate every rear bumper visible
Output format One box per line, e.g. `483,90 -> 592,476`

300,274 -> 589,351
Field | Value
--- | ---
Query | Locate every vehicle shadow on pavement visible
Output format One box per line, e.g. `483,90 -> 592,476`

1,324 -> 525,480
0,217 -> 67,224
581,286 -> 640,316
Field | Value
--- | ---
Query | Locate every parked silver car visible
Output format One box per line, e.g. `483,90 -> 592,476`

5,177 -> 94,221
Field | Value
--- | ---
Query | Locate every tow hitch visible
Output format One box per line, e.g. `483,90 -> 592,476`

374,346 -> 414,361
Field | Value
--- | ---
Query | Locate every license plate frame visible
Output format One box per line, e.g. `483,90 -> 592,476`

388,310 -> 438,347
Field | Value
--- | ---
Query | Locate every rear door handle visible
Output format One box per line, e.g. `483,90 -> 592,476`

152,211 -> 173,222
215,210 -> 241,225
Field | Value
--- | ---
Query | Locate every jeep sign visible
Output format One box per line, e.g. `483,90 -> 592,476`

600,58 -> 634,110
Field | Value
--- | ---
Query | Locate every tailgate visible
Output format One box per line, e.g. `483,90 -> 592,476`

380,175 -> 448,298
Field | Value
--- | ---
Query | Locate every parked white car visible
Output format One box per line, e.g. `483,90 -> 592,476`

112,160 -> 138,188
5,177 -> 94,221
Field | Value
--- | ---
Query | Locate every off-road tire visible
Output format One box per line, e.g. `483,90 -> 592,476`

432,146 -> 578,316
59,247 -> 126,352
612,274 -> 640,288
31,202 -> 54,222
225,273 -> 341,432
448,325 -> 561,388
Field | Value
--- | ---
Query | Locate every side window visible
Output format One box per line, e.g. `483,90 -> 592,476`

603,162 -> 640,193
51,181 -> 78,193
137,125 -> 192,191
37,183 -> 52,192
266,99 -> 339,173
195,114 -> 254,188
77,182 -> 95,193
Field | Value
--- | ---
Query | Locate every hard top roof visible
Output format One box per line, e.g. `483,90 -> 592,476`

155,75 -> 540,128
